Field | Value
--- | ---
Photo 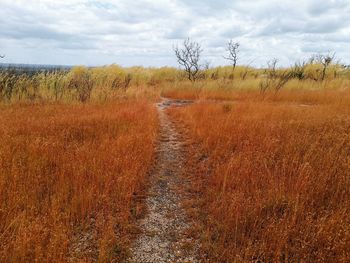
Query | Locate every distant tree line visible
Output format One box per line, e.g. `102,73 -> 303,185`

0,43 -> 347,103
173,38 -> 343,94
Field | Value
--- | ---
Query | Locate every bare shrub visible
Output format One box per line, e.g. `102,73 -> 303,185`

260,59 -> 293,94
291,60 -> 307,80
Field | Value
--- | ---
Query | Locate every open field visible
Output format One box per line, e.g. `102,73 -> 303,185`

0,100 -> 158,262
170,89 -> 350,262
0,64 -> 349,262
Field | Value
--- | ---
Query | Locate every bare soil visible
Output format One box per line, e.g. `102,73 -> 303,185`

128,98 -> 199,263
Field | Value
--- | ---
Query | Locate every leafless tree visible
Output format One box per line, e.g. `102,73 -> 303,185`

307,52 -> 336,81
174,38 -> 203,81
0,55 -> 5,59
315,52 -> 335,81
223,40 -> 240,71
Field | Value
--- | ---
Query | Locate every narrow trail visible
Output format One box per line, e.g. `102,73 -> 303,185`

129,98 -> 198,263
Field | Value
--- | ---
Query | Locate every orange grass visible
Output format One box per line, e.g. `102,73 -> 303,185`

161,79 -> 350,104
171,89 -> 350,262
0,100 -> 158,262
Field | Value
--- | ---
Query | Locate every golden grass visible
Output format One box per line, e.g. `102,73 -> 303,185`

170,89 -> 350,262
161,79 -> 350,102
1,63 -> 349,103
1,63 -> 350,262
0,100 -> 158,262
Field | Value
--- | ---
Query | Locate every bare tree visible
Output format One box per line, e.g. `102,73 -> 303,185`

315,52 -> 335,81
174,38 -> 203,81
0,55 -> 5,59
308,52 -> 336,81
223,40 -> 240,71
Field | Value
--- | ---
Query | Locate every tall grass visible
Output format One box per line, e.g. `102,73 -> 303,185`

0,101 -> 158,262
0,61 -> 349,262
1,63 -> 349,103
170,89 -> 350,262
0,65 -> 173,103
161,78 -> 350,101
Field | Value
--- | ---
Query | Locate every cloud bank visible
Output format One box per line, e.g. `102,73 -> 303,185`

0,0 -> 349,67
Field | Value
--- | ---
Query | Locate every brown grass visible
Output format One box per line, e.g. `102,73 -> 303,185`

1,65 -> 350,262
0,100 -> 158,262
161,79 -> 350,104
170,89 -> 350,262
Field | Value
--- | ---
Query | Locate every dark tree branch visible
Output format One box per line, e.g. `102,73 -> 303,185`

223,40 -> 239,71
174,38 -> 203,81
310,52 -> 336,81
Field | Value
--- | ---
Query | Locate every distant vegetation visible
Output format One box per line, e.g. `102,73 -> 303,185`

0,39 -> 349,103
0,59 -> 349,103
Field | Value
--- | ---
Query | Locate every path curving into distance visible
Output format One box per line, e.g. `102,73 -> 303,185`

129,98 -> 198,263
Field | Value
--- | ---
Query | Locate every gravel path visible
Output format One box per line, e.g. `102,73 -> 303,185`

128,98 -> 198,263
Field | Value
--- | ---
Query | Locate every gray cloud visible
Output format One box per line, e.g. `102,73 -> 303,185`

177,0 -> 234,15
0,0 -> 349,66
307,0 -> 350,15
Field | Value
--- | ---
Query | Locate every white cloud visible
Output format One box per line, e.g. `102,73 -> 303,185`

0,0 -> 349,67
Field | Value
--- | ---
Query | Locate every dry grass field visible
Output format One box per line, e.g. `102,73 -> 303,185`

2,0 -> 350,261
0,64 -> 349,262
0,100 -> 158,262
170,89 -> 350,262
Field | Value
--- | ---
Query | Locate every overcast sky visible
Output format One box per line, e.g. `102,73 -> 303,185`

0,0 -> 349,67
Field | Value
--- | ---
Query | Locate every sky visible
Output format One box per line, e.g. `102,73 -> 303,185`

0,0 -> 349,67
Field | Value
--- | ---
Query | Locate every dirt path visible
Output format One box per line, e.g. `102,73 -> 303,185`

128,98 -> 198,263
